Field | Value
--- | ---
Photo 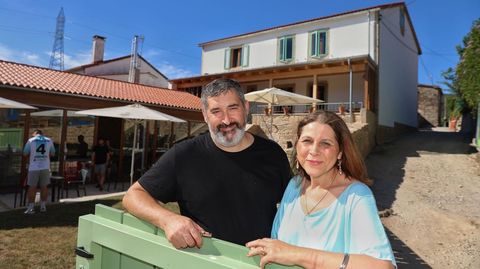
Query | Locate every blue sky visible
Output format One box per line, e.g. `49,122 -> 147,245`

0,0 -> 478,89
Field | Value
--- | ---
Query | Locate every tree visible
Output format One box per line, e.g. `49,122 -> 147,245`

442,67 -> 465,120
456,19 -> 480,113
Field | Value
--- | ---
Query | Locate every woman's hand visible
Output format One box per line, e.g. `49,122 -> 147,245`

246,238 -> 299,268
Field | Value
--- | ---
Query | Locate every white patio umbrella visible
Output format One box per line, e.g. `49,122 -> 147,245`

245,87 -> 323,105
0,96 -> 37,109
75,103 -> 185,185
245,87 -> 323,137
31,109 -> 86,117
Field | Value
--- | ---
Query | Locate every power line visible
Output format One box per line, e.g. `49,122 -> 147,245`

0,6 -> 199,61
421,44 -> 458,64
380,20 -> 419,54
0,24 -> 53,35
419,56 -> 434,85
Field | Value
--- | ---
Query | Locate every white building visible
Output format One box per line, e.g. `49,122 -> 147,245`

172,2 -> 421,130
68,35 -> 170,89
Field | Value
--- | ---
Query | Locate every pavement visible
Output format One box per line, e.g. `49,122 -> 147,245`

0,182 -> 127,212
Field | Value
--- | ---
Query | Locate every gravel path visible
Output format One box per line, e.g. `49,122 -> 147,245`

367,127 -> 480,269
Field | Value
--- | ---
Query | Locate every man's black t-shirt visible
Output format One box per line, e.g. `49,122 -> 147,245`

92,145 -> 109,164
139,133 -> 291,245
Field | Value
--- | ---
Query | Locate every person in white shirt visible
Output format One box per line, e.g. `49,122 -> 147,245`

23,129 -> 55,214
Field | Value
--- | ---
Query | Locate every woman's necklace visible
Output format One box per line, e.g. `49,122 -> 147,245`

303,172 -> 338,215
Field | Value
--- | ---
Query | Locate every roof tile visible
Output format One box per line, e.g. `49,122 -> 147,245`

0,60 -> 201,111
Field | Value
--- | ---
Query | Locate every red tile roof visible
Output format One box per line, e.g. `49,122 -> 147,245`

0,60 -> 201,111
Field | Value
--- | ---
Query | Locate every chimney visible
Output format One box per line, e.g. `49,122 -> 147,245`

92,35 -> 106,63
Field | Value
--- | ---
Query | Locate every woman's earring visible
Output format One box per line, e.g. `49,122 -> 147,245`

337,159 -> 343,175
296,160 -> 299,170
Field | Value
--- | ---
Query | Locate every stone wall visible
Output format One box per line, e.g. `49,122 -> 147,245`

418,85 -> 443,127
251,110 -> 375,162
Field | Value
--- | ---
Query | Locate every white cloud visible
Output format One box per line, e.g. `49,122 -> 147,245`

0,43 -> 43,66
143,49 -> 163,58
23,52 -> 41,66
0,43 -> 92,69
156,61 -> 195,79
0,44 -> 14,60
62,50 -> 92,69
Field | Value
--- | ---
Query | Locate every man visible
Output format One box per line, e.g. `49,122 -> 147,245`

123,78 -> 291,249
76,135 -> 88,158
23,129 -> 55,214
91,137 -> 110,191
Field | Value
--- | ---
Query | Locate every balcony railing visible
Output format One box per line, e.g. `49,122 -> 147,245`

250,102 -> 363,115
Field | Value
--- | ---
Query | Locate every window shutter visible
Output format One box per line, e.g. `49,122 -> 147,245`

241,45 -> 249,67
279,38 -> 285,61
224,48 -> 231,70
286,37 -> 293,60
310,31 -> 317,56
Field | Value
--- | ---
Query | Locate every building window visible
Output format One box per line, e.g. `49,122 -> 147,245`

224,45 -> 249,69
399,8 -> 405,36
278,35 -> 294,62
309,30 -> 328,58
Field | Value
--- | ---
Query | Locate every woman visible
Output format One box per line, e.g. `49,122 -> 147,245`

247,111 -> 396,269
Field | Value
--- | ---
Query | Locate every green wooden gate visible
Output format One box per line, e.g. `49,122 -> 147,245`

76,204 -> 299,269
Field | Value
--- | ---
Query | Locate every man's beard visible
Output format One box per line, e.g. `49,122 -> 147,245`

208,121 -> 246,147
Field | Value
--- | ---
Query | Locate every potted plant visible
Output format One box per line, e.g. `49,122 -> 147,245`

449,109 -> 461,131
446,95 -> 464,131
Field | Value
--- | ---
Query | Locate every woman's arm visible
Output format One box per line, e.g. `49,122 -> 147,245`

246,238 -> 394,269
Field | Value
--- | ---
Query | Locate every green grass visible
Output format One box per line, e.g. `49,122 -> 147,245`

0,196 -> 181,269
0,196 -> 124,269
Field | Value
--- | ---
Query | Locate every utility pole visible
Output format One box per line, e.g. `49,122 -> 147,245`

128,35 -> 144,83
49,7 -> 65,70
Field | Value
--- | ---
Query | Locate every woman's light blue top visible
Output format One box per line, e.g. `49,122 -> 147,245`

272,176 -> 396,267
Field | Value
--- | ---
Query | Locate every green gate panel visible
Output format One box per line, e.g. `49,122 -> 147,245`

121,254 -> 155,269
95,204 -> 124,223
102,247 -> 121,269
76,204 -> 300,269
123,213 -> 158,234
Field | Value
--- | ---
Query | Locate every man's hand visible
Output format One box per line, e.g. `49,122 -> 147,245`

163,214 -> 208,249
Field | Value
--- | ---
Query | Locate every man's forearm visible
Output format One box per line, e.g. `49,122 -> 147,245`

122,182 -> 177,230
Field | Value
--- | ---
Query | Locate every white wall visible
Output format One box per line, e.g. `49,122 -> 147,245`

201,11 -> 375,75
83,58 -> 169,88
378,6 -> 419,127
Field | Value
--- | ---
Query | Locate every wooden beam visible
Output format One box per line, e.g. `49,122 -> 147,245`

20,111 -> 31,181
364,65 -> 370,110
175,63 -> 366,89
59,109 -> 68,177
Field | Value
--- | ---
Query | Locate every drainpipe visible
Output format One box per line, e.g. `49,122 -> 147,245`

348,58 -> 353,122
368,11 -> 371,59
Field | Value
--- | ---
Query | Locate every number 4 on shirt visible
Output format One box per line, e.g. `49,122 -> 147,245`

36,144 -> 46,155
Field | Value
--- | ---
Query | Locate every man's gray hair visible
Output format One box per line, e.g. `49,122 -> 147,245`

201,78 -> 245,109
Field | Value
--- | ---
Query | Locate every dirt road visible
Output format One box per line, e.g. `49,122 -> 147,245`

366,127 -> 480,269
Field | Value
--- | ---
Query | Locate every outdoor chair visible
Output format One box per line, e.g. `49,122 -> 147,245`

58,161 -> 87,198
